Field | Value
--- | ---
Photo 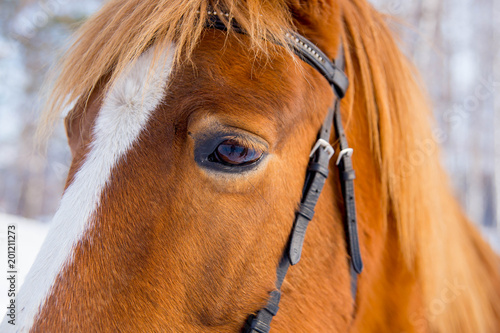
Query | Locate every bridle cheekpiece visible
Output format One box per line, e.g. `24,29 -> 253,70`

204,11 -> 363,333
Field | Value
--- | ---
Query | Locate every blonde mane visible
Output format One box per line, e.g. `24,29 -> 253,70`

341,1 -> 500,331
39,0 -> 500,332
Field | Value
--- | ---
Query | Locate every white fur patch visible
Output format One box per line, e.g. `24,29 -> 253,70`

0,44 -> 176,332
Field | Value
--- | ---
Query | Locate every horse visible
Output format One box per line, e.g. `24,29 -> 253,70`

2,0 -> 500,332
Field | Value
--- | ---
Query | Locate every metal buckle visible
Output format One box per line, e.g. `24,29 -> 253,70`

336,148 -> 354,165
309,139 -> 335,159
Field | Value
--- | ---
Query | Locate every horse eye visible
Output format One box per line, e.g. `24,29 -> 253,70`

209,139 -> 263,166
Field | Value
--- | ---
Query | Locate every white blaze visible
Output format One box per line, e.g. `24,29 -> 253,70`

1,44 -> 176,332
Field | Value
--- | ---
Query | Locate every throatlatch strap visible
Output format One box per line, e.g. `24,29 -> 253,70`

334,102 -> 363,297
333,49 -> 363,299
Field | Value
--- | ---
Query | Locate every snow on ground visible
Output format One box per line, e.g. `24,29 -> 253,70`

0,214 -> 49,318
480,226 -> 500,254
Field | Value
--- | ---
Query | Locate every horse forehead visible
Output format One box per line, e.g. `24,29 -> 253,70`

167,33 -> 306,124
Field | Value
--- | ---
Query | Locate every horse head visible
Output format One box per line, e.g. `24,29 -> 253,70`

4,0 -> 500,332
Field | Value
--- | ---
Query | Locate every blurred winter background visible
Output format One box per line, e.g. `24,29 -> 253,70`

0,0 -> 498,310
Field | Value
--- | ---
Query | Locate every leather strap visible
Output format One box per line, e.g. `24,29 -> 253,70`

288,106 -> 334,265
204,12 -> 363,332
334,103 -> 363,276
244,106 -> 336,333
244,256 -> 289,333
206,16 -> 348,99
285,31 -> 349,99
333,47 -> 363,300
243,46 -> 363,331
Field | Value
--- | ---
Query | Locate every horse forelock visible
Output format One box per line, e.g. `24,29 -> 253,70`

37,0 -> 295,143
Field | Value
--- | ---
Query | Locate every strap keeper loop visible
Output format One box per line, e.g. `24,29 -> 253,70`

264,291 -> 281,316
341,170 -> 356,181
308,162 -> 329,178
298,205 -> 315,221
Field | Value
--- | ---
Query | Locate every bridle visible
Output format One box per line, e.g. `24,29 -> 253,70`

205,12 -> 363,333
